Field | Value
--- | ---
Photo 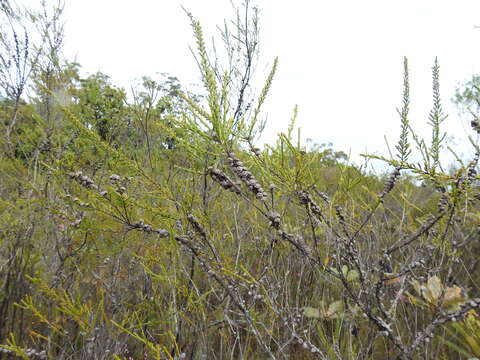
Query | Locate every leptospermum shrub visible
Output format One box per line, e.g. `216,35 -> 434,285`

1,2 -> 480,359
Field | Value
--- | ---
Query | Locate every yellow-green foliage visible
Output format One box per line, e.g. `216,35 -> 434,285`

0,3 -> 480,360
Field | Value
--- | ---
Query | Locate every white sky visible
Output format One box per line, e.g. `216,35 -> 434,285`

56,1 -> 480,167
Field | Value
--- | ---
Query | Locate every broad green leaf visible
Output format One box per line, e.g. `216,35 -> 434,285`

302,307 -> 320,319
347,269 -> 359,282
425,276 -> 442,302
323,300 -> 344,320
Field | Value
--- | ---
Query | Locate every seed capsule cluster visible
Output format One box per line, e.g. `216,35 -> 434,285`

207,167 -> 241,194
268,212 -> 281,229
68,171 -> 107,197
380,167 -> 401,199
409,297 -> 480,353
0,347 -> 46,359
471,119 -> 480,134
297,190 -> 323,218
467,152 -> 479,182
437,192 -> 449,212
227,152 -> 267,201
71,211 -> 85,228
129,219 -> 169,237
109,174 -> 128,195
292,333 -> 322,354
436,297 -> 480,325
69,171 -> 98,190
334,205 -> 346,225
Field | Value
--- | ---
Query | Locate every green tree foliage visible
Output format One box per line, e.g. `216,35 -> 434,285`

453,74 -> 480,115
453,74 -> 480,134
74,73 -> 127,144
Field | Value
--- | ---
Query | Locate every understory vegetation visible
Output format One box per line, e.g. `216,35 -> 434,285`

1,1 -> 480,359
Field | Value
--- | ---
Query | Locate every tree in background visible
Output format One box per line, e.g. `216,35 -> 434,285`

0,0 -> 66,150
453,74 -> 480,134
74,72 -> 127,144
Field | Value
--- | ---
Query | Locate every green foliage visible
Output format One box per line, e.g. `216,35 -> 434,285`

453,74 -> 480,116
75,73 -> 127,144
428,57 -> 447,171
443,311 -> 480,358
396,57 -> 411,164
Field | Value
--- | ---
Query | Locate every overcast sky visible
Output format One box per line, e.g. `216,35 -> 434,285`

57,0 -> 480,167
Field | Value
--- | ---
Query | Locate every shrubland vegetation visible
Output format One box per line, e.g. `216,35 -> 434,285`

1,1 -> 480,359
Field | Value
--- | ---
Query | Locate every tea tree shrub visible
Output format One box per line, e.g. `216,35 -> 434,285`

0,2 -> 479,360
